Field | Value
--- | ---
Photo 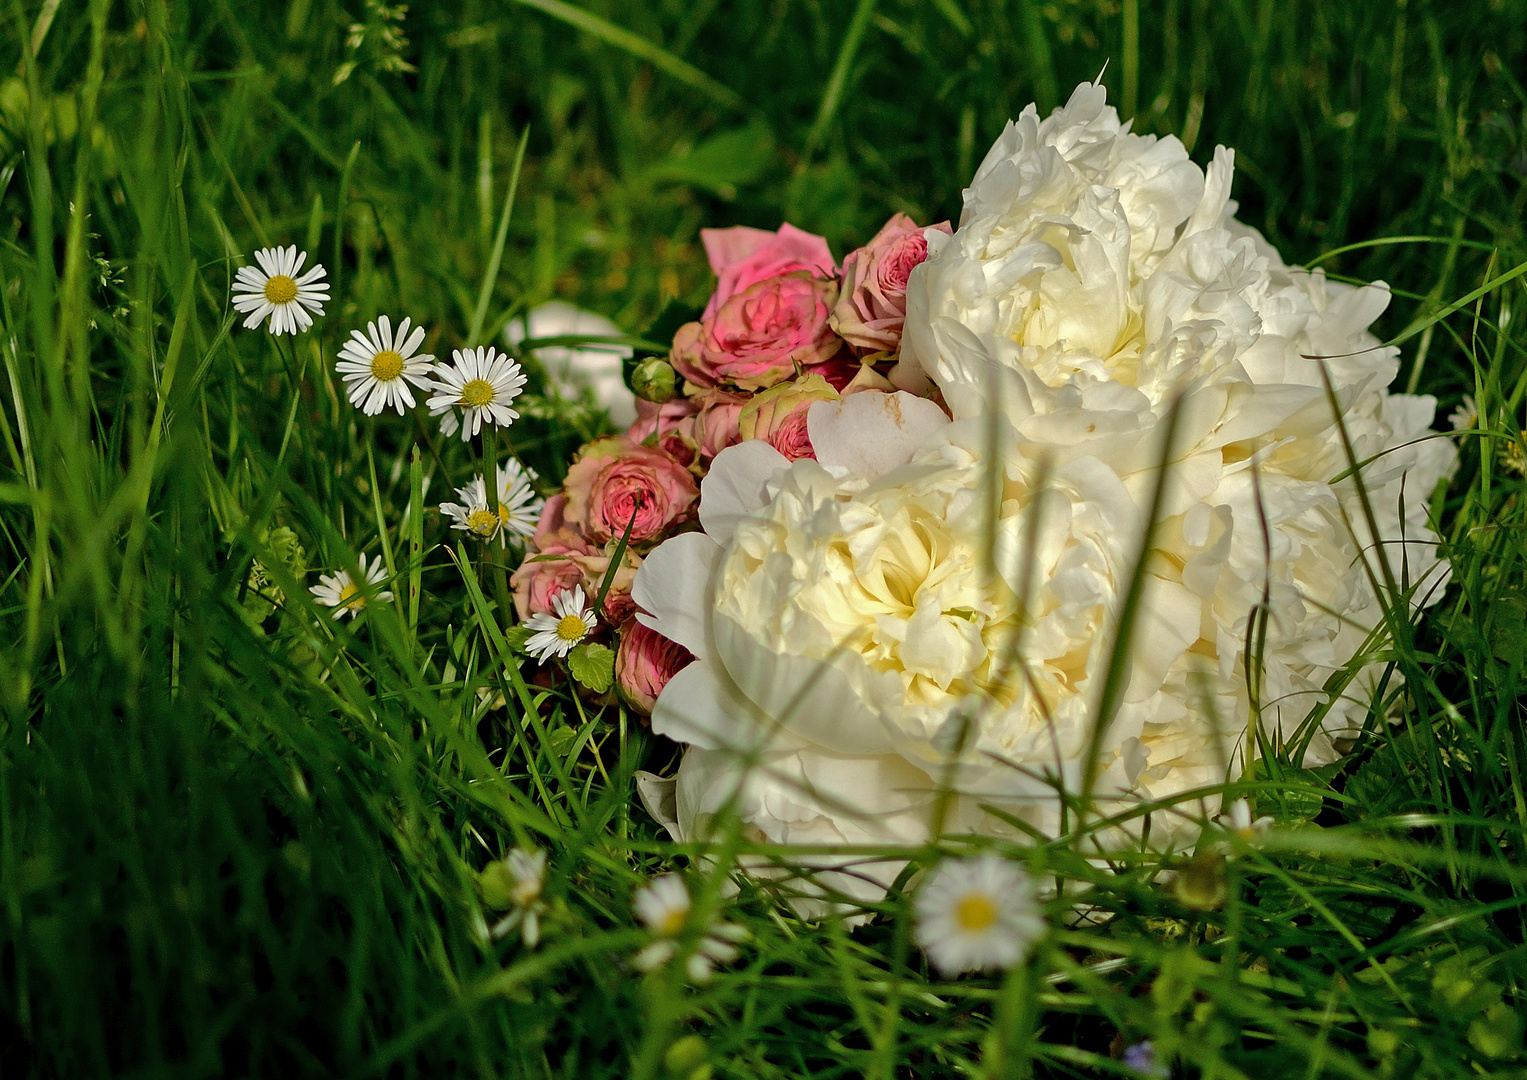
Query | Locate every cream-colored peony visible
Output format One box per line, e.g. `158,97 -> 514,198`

636,82 -> 1455,910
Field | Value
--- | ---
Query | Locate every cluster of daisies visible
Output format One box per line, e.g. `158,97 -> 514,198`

233,244 -> 526,436
484,799 -> 1271,983
233,244 -> 588,657
482,846 -> 1045,980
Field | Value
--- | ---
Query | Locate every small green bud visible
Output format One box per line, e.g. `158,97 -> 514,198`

632,357 -> 679,403
480,862 -> 516,910
1172,850 -> 1227,911
663,1035 -> 710,1080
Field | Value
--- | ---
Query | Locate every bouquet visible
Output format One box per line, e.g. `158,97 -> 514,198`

264,80 -> 1454,915
513,82 -> 1455,908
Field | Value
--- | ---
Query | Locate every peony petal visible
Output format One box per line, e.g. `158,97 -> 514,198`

712,610 -> 902,757
650,659 -> 791,752
634,771 -> 681,840
806,391 -> 949,481
632,532 -> 721,663
698,441 -> 791,547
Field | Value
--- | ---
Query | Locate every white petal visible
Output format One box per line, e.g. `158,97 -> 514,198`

699,441 -> 791,547
400,321 -> 426,358
712,610 -> 897,756
650,660 -> 777,752
807,391 -> 950,481
634,772 -> 681,841
632,532 -> 720,663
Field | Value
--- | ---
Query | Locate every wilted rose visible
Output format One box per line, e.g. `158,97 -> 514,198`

831,213 -> 951,355
614,619 -> 695,714
670,272 -> 842,391
737,373 -> 839,460
562,436 -> 699,545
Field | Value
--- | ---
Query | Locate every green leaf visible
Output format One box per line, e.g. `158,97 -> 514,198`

1488,593 -> 1527,664
643,119 -> 775,200
503,624 -> 535,653
567,642 -> 615,694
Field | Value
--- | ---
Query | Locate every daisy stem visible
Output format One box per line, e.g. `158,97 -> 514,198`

980,953 -> 1040,1079
482,423 -> 515,622
272,334 -> 305,470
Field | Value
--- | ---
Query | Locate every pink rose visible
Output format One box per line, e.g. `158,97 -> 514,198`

510,553 -> 586,620
529,494 -> 592,556
511,547 -> 640,622
627,396 -> 698,445
804,351 -> 866,391
671,272 -> 843,391
685,388 -> 748,460
700,223 -> 836,319
628,396 -> 702,469
831,214 -> 952,355
737,373 -> 838,460
562,436 -> 698,546
615,619 -> 695,715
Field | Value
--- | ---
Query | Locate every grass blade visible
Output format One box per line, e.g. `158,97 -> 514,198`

507,0 -> 745,113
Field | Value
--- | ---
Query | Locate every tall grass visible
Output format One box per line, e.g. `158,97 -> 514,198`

1,1 -> 1524,1077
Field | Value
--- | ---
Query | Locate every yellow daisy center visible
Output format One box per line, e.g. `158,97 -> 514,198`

264,274 -> 298,304
338,582 -> 364,609
460,378 -> 495,408
555,613 -> 589,642
657,907 -> 688,937
370,349 -> 405,381
954,893 -> 998,932
466,509 -> 500,537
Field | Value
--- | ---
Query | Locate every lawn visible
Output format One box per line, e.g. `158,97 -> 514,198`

1,1 -> 1525,1077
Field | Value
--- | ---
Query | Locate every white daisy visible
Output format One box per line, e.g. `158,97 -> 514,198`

308,552 -> 392,619
335,315 -> 435,415
523,585 -> 597,661
426,345 -> 528,441
488,847 -> 548,948
1218,798 -> 1273,849
232,245 -> 329,335
914,855 -> 1045,977
1449,394 -> 1478,431
630,874 -> 747,983
439,459 -> 543,546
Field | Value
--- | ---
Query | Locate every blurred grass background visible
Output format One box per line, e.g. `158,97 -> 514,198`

1,1 -> 1526,1077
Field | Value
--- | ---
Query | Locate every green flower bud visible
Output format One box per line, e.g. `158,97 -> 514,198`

632,357 -> 679,404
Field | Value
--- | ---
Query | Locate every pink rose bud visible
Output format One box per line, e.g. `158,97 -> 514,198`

615,619 -> 695,715
831,214 -> 952,355
700,222 -> 837,319
562,436 -> 699,546
737,373 -> 839,460
670,271 -> 843,391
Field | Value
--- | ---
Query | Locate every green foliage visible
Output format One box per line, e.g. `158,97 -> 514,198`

0,0 -> 1525,1078
568,641 -> 615,694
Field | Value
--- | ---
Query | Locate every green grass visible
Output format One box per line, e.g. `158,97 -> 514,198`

2,1 -> 1526,1077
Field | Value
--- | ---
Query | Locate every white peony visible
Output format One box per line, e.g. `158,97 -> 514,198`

635,82 -> 1455,910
